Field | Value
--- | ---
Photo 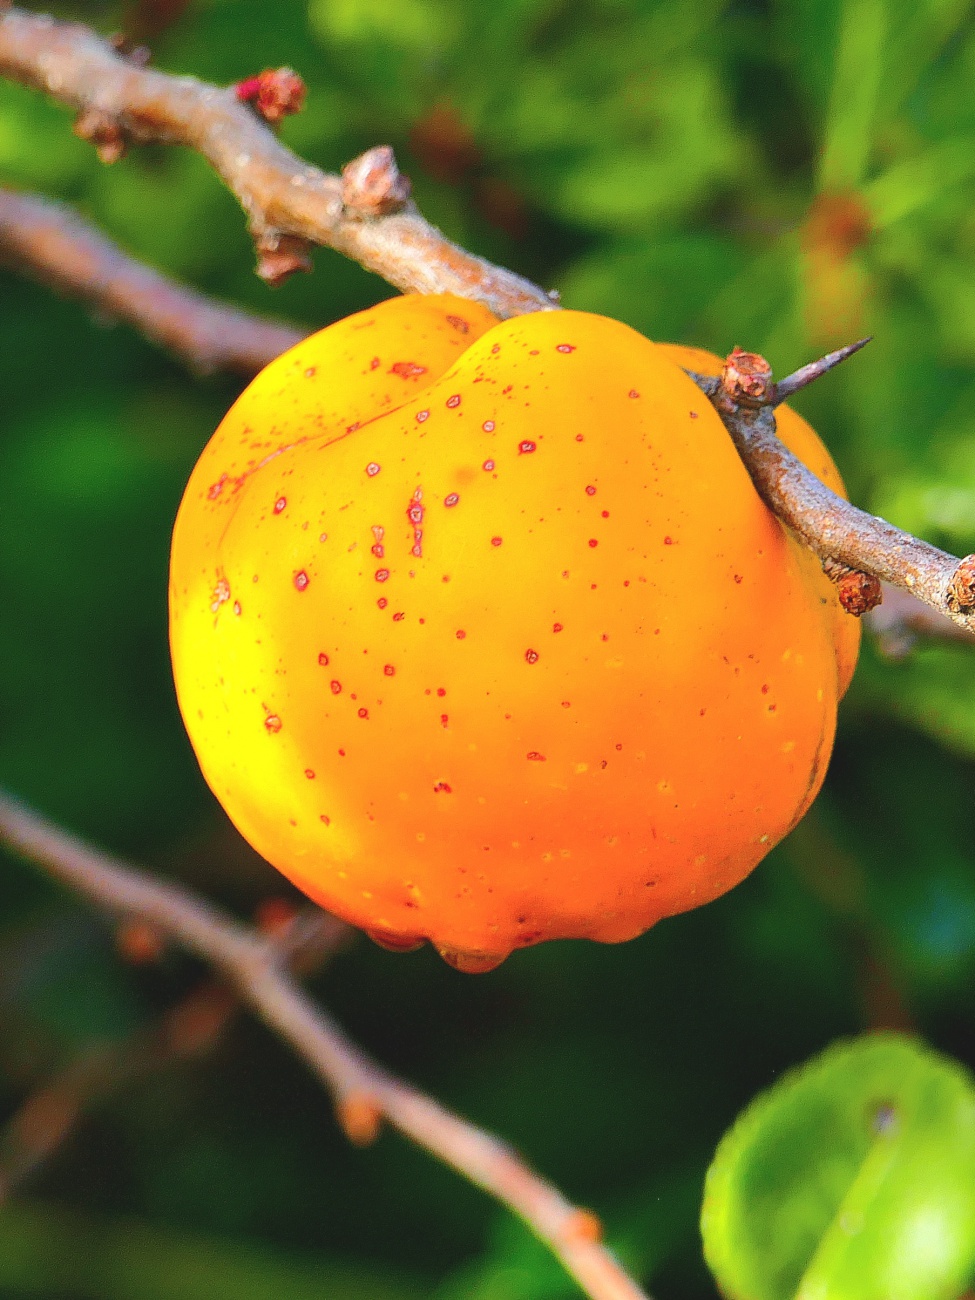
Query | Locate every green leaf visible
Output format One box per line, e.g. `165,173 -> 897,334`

701,1034 -> 975,1300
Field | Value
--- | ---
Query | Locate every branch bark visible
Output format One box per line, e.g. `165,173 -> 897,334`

692,352 -> 975,638
0,790 -> 650,1300
0,187 -> 305,375
0,6 -> 554,317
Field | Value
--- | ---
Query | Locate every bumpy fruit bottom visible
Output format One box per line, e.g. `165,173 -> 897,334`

169,294 -> 859,971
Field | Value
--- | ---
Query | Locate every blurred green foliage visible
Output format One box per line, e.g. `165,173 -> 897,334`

3,0 -> 975,1296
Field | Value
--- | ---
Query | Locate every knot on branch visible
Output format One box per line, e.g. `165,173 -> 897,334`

946,554 -> 975,613
822,558 -> 883,616
253,228 -> 313,287
235,67 -> 306,124
73,107 -> 127,164
341,146 -> 412,218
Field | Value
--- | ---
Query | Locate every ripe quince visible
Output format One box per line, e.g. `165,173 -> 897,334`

169,294 -> 858,972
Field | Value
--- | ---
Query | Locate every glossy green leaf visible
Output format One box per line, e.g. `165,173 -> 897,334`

701,1034 -> 975,1300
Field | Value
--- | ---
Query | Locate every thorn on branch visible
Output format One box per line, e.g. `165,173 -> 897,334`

822,558 -> 883,616
235,68 -> 306,124
946,554 -> 975,613
253,228 -> 313,286
73,107 -> 127,164
341,146 -> 412,218
773,337 -> 872,405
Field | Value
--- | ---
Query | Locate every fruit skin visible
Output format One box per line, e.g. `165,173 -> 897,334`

170,294 -> 859,972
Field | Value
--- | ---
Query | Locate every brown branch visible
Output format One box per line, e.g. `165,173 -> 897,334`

866,583 -> 975,658
690,349 -> 975,637
0,906 -> 348,1205
0,789 -> 651,1300
0,6 -> 554,316
0,187 -> 306,375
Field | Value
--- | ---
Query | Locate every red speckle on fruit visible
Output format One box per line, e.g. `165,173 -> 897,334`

525,649 -> 539,664
318,652 -> 330,666
482,421 -> 495,433
416,410 -> 429,423
294,570 -> 310,591
527,751 -> 546,761
556,344 -> 575,353
330,680 -> 342,694
375,569 -> 390,582
444,493 -> 459,507
264,714 -> 282,733
518,440 -> 536,454
390,361 -> 427,379
274,496 -> 287,514
446,394 -> 461,409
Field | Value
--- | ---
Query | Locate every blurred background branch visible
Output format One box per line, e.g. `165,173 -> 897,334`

0,187 -> 305,374
0,790 -> 652,1300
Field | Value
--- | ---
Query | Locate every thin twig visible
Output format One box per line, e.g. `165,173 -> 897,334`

0,907 -> 349,1205
0,187 -> 305,375
0,790 -> 650,1300
0,6 -> 554,317
689,349 -> 975,636
866,583 -> 975,658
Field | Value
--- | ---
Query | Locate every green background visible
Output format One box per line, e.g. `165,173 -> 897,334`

4,0 -> 975,1295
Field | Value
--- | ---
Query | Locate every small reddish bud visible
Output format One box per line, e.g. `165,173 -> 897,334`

117,919 -> 166,964
721,347 -> 773,407
341,146 -> 412,217
254,896 -> 298,940
822,558 -> 883,616
947,554 -> 975,613
235,67 -> 306,124
253,230 -> 313,286
73,108 -> 127,164
338,1093 -> 382,1146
